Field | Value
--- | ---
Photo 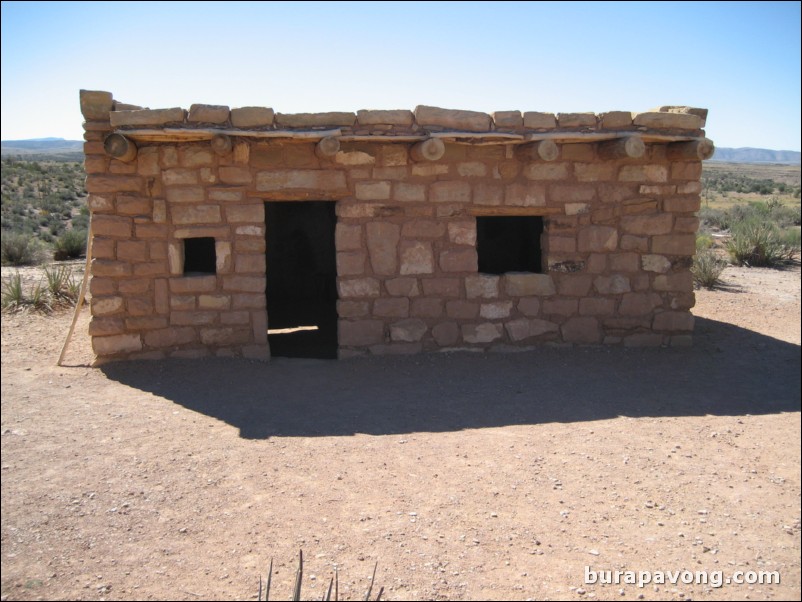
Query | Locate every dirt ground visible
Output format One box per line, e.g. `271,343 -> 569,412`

1,263 -> 800,601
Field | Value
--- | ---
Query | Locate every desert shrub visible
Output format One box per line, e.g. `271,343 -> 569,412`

692,249 -> 726,288
1,273 -> 25,309
1,233 -> 43,266
53,228 -> 87,259
44,265 -> 79,303
727,220 -> 795,267
696,233 -> 714,250
780,227 -> 801,252
698,206 -> 729,230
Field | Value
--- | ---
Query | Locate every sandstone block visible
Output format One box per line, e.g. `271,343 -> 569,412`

393,182 -> 426,202
517,297 -> 541,316
557,113 -> 597,128
231,107 -> 275,127
579,297 -> 614,315
402,220 -> 445,239
432,322 -> 459,346
165,185 -> 205,203
235,254 -> 266,274
200,327 -> 250,346
357,109 -> 414,126
355,181 -> 391,201
561,317 -> 601,344
116,240 -> 148,262
91,259 -> 130,277
179,147 -> 213,168
487,110 -> 520,129
480,301 -> 513,319
414,105 -> 491,132
92,333 -> 142,356
642,254 -> 672,273
431,181 -> 471,203
671,162 -> 703,180
337,251 -> 366,276
440,248 -> 478,272
275,112 -> 356,127
400,241 -> 434,275
171,205 -> 222,225
219,166 -> 252,185
338,278 -> 380,298
523,112 -> 557,129
600,111 -> 633,128
653,311 -> 694,331
411,298 -> 442,318
621,214 -> 673,235
92,296 -> 124,316
505,318 -> 558,341
188,104 -> 229,124
472,182 -> 504,206
619,165 -> 669,183
632,112 -> 702,130
339,320 -> 385,346
222,275 -> 265,293
446,300 -> 479,319
620,235 -> 649,252
610,252 -> 640,272
335,223 -> 362,250
523,163 -> 569,181
556,274 -> 593,296
366,222 -> 400,275
232,293 -> 265,309
92,215 -> 132,238
334,150 -> 375,166
578,226 -> 618,252
457,162 -> 487,177
543,298 -> 578,316
462,323 -> 503,343
86,175 -> 143,194
422,278 -> 460,297
619,292 -> 661,315
109,108 -> 185,127
88,317 -> 125,336
374,297 -> 409,318
256,170 -> 347,192
594,274 -> 631,295
411,163 -> 449,177
653,271 -> 693,292
390,318 -> 427,342
337,300 -> 369,318
386,277 -> 420,297
225,204 -> 264,224
505,182 -> 545,207
505,273 -> 555,296
465,274 -> 500,299
80,90 -> 113,120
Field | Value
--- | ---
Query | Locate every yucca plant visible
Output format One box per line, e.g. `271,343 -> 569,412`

1,273 -> 25,310
44,265 -> 79,303
692,249 -> 726,289
258,551 -> 382,601
727,220 -> 795,267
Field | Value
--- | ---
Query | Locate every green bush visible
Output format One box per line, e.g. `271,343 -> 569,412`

1,233 -> 43,266
696,233 -> 714,250
53,229 -> 87,260
727,220 -> 795,267
692,249 -> 726,288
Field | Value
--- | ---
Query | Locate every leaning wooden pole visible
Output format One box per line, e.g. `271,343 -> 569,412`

57,216 -> 94,366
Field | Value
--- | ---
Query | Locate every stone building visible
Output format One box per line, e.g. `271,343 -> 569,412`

79,90 -> 712,362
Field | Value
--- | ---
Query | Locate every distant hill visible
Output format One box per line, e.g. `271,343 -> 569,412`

711,147 -> 801,164
1,138 -> 84,161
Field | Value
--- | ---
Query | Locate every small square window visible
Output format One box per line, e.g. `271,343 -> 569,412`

183,237 -> 216,275
476,216 -> 543,274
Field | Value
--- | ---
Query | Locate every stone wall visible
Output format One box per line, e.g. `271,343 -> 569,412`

79,90 -> 710,362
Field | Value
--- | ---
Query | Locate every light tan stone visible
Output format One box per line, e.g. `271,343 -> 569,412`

465,274 -> 499,299
653,311 -> 694,331
109,108 -> 185,127
355,181 -> 391,200
439,248 -> 478,272
414,105 -> 491,132
594,275 -> 631,294
366,222 -> 400,275
80,90 -> 113,120
390,319 -> 427,342
337,251 -> 366,276
431,181 -> 471,203
92,333 -> 142,355
505,318 -> 558,341
171,205 -> 221,225
386,277 -> 420,297
557,113 -> 597,128
335,223 -> 362,250
432,322 -> 459,346
400,241 -> 434,275
632,112 -> 702,130
276,112 -> 355,127
357,109 -> 414,126
493,111 -> 522,128
231,107 -> 275,127
462,323 -> 503,343
480,301 -> 513,319
523,112 -> 557,129
188,104 -> 229,123
642,254 -> 672,273
651,234 -> 695,255
578,226 -> 618,252
338,278 -> 381,298
226,204 -> 264,223
523,163 -> 569,180
256,170 -> 347,192
505,273 -> 556,296
504,182 -> 545,207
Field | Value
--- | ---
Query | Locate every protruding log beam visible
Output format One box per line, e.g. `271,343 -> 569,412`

103,133 -> 137,162
409,138 -> 445,162
315,135 -> 341,159
517,139 -> 559,162
667,138 -> 715,160
210,133 -> 232,155
598,136 -> 645,160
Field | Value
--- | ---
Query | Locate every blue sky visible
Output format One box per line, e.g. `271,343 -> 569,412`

1,1 -> 800,150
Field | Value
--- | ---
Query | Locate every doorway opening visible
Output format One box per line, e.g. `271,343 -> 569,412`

265,201 -> 338,359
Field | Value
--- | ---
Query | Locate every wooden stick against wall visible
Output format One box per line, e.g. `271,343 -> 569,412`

57,217 -> 94,366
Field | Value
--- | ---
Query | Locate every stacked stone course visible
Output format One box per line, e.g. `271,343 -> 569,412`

80,90 -> 709,362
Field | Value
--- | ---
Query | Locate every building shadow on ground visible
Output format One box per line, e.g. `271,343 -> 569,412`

100,317 -> 800,439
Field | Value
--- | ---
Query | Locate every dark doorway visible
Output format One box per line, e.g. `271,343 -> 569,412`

265,202 -> 338,359
476,216 -> 544,274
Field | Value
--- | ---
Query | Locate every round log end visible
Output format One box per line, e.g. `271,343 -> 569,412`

211,134 -> 232,156
698,138 -> 715,160
411,138 -> 446,162
623,136 -> 646,159
103,133 -> 137,162
536,139 -> 559,161
316,136 -> 341,158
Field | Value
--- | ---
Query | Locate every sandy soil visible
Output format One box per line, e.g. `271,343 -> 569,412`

1,263 -> 800,601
